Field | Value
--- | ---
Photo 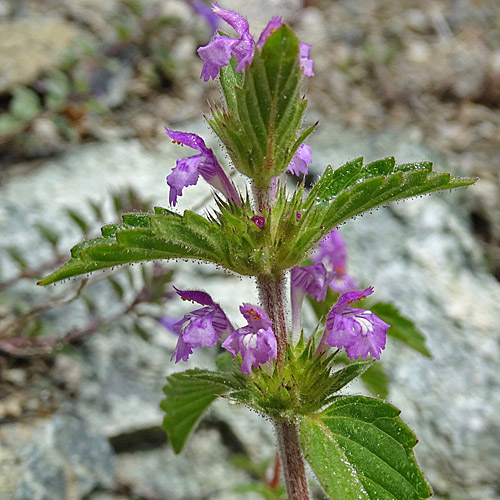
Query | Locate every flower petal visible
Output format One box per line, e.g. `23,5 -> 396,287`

222,326 -> 277,375
287,143 -> 312,176
333,287 -> 373,312
166,156 -> 201,206
197,35 -> 239,81
165,128 -> 241,206
174,288 -> 216,306
299,42 -> 314,77
324,288 -> 389,360
291,264 -> 328,303
165,127 -> 209,153
171,335 -> 193,363
182,314 -> 219,348
212,2 -> 250,36
256,16 -> 283,50
239,303 -> 272,331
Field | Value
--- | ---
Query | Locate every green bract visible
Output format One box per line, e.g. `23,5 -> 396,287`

207,26 -> 316,186
39,157 -> 475,285
160,339 -> 373,453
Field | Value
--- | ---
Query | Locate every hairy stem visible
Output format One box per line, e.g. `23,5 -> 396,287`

253,183 -> 310,500
256,273 -> 287,367
275,420 -> 310,500
257,270 -> 310,499
252,181 -> 275,214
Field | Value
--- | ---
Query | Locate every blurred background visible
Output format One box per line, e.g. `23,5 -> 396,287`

0,1 -> 499,499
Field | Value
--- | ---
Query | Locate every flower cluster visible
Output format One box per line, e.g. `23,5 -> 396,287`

165,4 -> 314,207
291,228 -> 389,360
291,228 -> 358,331
197,3 -> 314,82
166,289 -> 276,374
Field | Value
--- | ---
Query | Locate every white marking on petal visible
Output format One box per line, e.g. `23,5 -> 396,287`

242,333 -> 258,349
354,316 -> 374,336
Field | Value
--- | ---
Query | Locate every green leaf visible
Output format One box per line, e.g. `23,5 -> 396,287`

324,361 -> 374,402
10,86 -> 41,122
0,113 -> 25,136
44,70 -> 71,112
219,55 -> 243,111
277,159 -> 476,270
38,210 -> 228,285
370,302 -> 431,357
301,395 -> 432,499
160,369 -> 244,453
234,482 -> 286,500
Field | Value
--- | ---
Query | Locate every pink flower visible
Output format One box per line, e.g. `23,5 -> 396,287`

165,128 -> 241,206
222,304 -> 277,374
321,288 -> 389,360
197,5 -> 314,81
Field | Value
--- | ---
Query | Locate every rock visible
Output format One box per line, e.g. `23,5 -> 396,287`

114,428 -> 259,500
0,415 -> 114,500
0,17 -> 78,93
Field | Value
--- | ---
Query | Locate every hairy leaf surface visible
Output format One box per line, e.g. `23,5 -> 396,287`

301,395 -> 432,499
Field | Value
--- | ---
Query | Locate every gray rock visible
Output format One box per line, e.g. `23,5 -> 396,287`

114,428 -> 260,500
0,415 -> 114,500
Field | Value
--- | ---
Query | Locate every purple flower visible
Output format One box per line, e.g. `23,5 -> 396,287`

165,128 -> 241,206
287,143 -> 312,176
197,3 -> 254,81
251,215 -> 266,229
299,43 -> 314,77
222,303 -> 277,374
256,16 -> 283,50
170,288 -> 233,362
189,0 -> 220,35
320,287 -> 390,360
198,35 -> 239,81
312,228 -> 358,293
290,263 -> 328,333
197,5 -> 314,81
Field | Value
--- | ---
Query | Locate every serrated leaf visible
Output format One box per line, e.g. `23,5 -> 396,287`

160,369 -> 244,453
280,159 -> 477,270
370,302 -> 431,357
38,210 -> 228,285
301,395 -> 432,499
